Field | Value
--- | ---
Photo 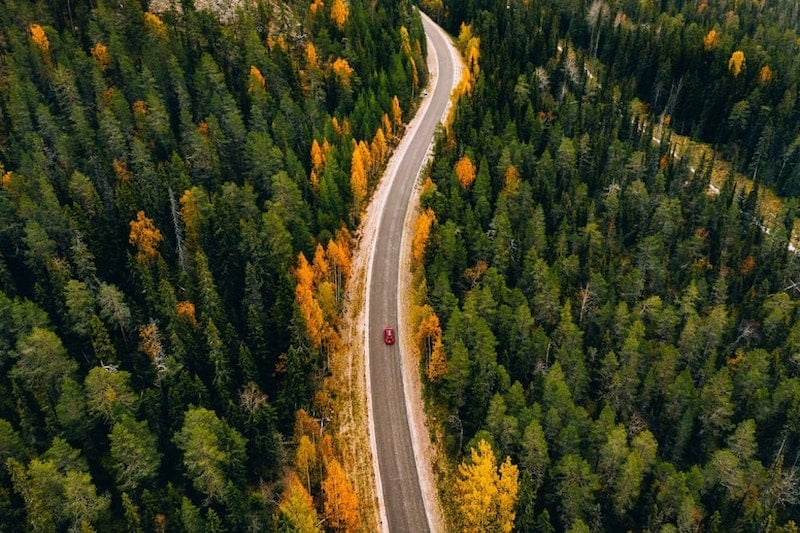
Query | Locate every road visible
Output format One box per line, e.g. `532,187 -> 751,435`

365,11 -> 459,533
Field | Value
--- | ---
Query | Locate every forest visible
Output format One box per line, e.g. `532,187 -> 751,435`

415,0 -> 800,531
0,0 -> 426,530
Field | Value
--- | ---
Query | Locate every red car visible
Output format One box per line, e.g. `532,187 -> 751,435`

383,326 -> 395,345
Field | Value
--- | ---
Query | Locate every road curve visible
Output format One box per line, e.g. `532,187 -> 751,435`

365,11 -> 459,533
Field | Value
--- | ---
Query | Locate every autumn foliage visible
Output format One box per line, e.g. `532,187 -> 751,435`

371,127 -> 388,166
29,24 -> 49,52
412,208 -> 436,264
295,252 -> 326,349
456,23 -> 481,94
248,65 -> 266,94
456,440 -> 520,533
309,138 -> 329,191
332,57 -> 354,89
703,29 -> 719,51
349,139 -> 373,216
759,65 -> 774,84
330,0 -> 349,30
91,43 -> 110,71
129,211 -> 163,262
414,305 -> 446,381
391,96 -> 403,131
455,155 -> 477,189
293,229 -> 352,352
322,458 -> 360,532
305,42 -> 319,68
176,301 -> 197,326
278,471 -> 321,532
179,188 -> 202,247
143,12 -> 166,39
728,50 -> 745,77
309,0 -> 324,16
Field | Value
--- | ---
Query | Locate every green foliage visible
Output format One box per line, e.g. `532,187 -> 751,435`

108,415 -> 161,493
0,0 -> 424,527
173,406 -> 247,503
425,0 -> 800,529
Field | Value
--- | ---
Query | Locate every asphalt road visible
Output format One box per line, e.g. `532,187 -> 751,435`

367,12 -> 458,533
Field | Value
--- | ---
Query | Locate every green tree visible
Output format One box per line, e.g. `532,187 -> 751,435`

173,406 -> 247,503
108,414 -> 161,492
554,454 -> 599,529
84,366 -> 138,423
11,328 -> 77,419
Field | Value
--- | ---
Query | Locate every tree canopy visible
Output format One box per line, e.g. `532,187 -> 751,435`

419,0 -> 800,530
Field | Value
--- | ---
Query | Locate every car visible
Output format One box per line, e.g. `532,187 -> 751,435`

383,326 -> 395,345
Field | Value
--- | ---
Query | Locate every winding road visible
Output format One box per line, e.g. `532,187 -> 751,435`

365,11 -> 460,533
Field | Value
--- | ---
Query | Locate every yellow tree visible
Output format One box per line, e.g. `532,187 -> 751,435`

728,50 -> 745,77
412,208 -> 436,264
415,306 -> 446,381
129,211 -> 163,262
179,188 -> 202,249
322,458 -> 360,532
330,0 -> 349,30
29,24 -> 49,52
312,243 -> 330,285
2,170 -> 12,190
371,127 -> 388,166
327,228 -> 352,303
457,23 -> 481,90
294,252 -> 325,350
503,165 -> 521,194
294,435 -> 318,494
399,26 -> 419,94
310,138 -> 326,191
143,12 -> 167,39
91,43 -> 110,71
29,24 -> 51,67
400,26 -> 413,57
248,65 -> 266,94
310,0 -> 324,16
497,457 -> 520,532
457,22 -> 474,52
306,42 -> 319,69
331,117 -> 343,137
176,301 -> 197,327
426,336 -> 447,382
415,306 -> 441,359
455,155 -> 477,189
456,439 -> 520,533
703,29 -> 719,51
278,471 -> 322,532
357,140 -> 373,176
332,57 -> 354,90
350,143 -> 368,213
759,65 -> 774,84
382,113 -> 394,142
391,96 -> 403,131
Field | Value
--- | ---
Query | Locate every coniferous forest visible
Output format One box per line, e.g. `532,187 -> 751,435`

0,0 -> 426,530
4,0 -> 800,530
416,0 -> 800,531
